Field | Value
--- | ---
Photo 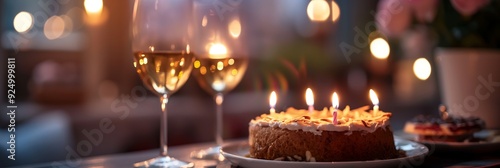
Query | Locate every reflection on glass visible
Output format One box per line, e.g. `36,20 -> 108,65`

228,18 -> 241,38
193,57 -> 248,94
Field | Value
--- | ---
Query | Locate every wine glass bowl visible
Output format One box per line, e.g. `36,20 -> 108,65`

131,0 -> 194,167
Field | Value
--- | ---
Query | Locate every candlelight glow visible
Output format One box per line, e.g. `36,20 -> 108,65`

413,58 -> 431,80
208,43 -> 228,59
200,66 -> 207,75
306,88 -> 314,106
13,11 -> 34,33
44,16 -> 65,40
217,61 -> 224,70
369,89 -> 379,105
370,38 -> 390,59
307,0 -> 330,22
332,92 -> 339,108
84,0 -> 103,14
269,91 -> 277,113
331,1 -> 340,22
201,15 -> 208,27
194,60 -> 201,68
228,18 -> 241,38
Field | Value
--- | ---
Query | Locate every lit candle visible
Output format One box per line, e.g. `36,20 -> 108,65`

305,88 -> 314,113
332,92 -> 339,125
269,91 -> 277,114
369,89 -> 379,115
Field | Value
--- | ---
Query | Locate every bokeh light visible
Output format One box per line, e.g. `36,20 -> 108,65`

84,0 -> 103,14
228,18 -> 241,38
331,1 -> 340,22
13,11 -> 34,33
44,16 -> 66,40
60,15 -> 73,37
307,0 -> 330,22
413,58 -> 431,80
370,38 -> 390,59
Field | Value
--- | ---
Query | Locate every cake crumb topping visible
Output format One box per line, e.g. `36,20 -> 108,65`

274,157 -> 284,161
250,106 -> 391,134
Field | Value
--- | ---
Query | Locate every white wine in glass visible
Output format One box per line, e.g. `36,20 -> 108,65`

132,51 -> 195,168
132,0 -> 195,167
134,51 -> 194,95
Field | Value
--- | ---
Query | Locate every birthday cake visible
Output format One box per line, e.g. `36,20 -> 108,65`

248,106 -> 399,162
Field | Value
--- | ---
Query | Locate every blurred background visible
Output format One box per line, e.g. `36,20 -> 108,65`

0,0 -> 452,166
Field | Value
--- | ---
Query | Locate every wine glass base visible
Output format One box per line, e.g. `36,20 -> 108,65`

134,156 -> 194,168
190,146 -> 222,160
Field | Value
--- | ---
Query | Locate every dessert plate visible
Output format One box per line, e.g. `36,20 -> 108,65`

395,130 -> 500,154
220,137 -> 428,168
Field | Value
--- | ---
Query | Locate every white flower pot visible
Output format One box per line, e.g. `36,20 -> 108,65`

435,48 -> 500,129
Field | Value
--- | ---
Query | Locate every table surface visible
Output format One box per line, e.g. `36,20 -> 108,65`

17,138 -> 500,168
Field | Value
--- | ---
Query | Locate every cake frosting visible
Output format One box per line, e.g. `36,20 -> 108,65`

249,106 -> 392,135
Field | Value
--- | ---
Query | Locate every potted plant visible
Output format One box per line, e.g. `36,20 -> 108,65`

376,0 -> 500,129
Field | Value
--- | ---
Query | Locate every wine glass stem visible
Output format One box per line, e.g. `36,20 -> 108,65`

215,93 -> 224,146
160,94 -> 169,156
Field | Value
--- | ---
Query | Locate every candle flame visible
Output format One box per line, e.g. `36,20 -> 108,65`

208,43 -> 228,59
305,88 -> 314,106
332,92 -> 339,108
269,91 -> 277,108
369,89 -> 379,105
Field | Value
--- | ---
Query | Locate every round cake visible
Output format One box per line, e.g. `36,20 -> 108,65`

249,106 -> 399,162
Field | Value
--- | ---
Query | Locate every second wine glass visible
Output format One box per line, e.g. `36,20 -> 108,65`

190,0 -> 248,160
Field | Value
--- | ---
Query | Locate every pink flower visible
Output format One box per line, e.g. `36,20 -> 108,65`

451,0 -> 490,17
376,0 -> 412,38
376,0 -> 438,38
409,0 -> 438,22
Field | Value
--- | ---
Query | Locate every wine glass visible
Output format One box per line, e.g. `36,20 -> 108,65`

189,0 -> 248,160
131,0 -> 194,167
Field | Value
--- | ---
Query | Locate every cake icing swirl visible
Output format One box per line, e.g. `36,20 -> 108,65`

249,106 -> 391,135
